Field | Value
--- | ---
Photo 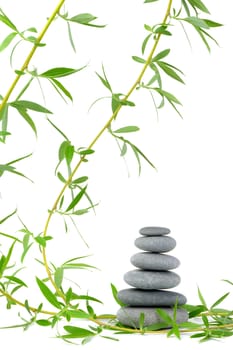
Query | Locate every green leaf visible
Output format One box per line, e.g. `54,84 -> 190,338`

155,308 -> 173,325
0,9 -> 17,30
187,0 -> 210,13
49,78 -> 73,102
203,19 -> 223,28
0,32 -> 17,52
66,186 -> 87,212
16,107 -> 37,136
40,67 -> 85,78
144,0 -> 159,3
62,326 -> 95,338
211,293 -> 230,310
0,162 -> 32,181
0,240 -> 16,278
0,209 -> 17,225
121,142 -> 127,156
47,118 -> 69,141
142,33 -> 152,55
223,279 -> 233,286
78,149 -> 95,156
54,267 -> 64,289
157,61 -> 185,83
67,21 -> 76,52
184,304 -> 207,318
70,176 -> 88,185
62,263 -> 95,270
36,319 -> 52,326
69,13 -> 105,28
67,309 -> 91,319
153,48 -> 170,61
10,100 -> 52,114
96,65 -> 112,92
155,25 -> 172,36
111,283 -> 125,307
198,287 -> 208,308
155,88 -> 182,105
132,56 -> 146,64
183,16 -> 210,29
65,144 -> 74,165
57,172 -> 66,183
139,313 -> 145,331
4,276 -> 27,287
36,277 -> 62,309
58,140 -> 70,162
70,294 -> 102,304
113,126 -> 140,133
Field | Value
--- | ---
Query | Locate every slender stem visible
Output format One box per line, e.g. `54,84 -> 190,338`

0,288 -> 55,316
42,0 -> 173,296
0,0 -> 66,112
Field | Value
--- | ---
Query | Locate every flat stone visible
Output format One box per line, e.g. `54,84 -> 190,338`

124,270 -> 180,289
135,236 -> 176,253
118,289 -> 187,306
117,307 -> 189,328
130,252 -> 180,270
139,227 -> 170,236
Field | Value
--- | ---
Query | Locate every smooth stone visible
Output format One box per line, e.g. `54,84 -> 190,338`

118,289 -> 187,306
117,307 -> 189,328
131,252 -> 180,271
135,236 -> 176,253
139,227 -> 171,236
124,270 -> 180,289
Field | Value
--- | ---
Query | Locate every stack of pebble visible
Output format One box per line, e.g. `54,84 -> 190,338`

116,226 -> 188,328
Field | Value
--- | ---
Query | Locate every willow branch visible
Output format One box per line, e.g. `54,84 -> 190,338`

0,0 -> 66,112
42,0 -> 173,297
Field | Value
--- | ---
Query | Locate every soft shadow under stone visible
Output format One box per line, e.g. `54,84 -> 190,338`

117,307 -> 189,328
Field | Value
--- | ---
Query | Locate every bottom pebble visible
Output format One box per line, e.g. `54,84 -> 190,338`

117,307 -> 188,328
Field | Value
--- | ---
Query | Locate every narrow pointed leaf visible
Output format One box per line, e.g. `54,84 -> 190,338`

187,0 -> 210,13
10,100 -> 52,114
114,126 -> 140,133
0,10 -> 17,30
66,186 -> 87,212
54,267 -> 64,289
157,61 -> 185,83
153,48 -> 170,61
111,283 -> 125,307
4,276 -> 27,287
211,293 -> 230,310
36,277 -> 62,309
40,66 -> 85,78
49,78 -> 73,102
0,209 -> 17,224
14,108 -> 37,136
63,325 -> 95,338
0,32 -> 17,52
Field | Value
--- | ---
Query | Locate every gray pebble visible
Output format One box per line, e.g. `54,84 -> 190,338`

130,252 -> 180,270
117,307 -> 188,328
124,270 -> 180,289
118,289 -> 187,306
135,236 -> 176,253
139,227 -> 170,236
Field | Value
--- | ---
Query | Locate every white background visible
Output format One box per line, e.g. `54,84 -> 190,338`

0,0 -> 233,348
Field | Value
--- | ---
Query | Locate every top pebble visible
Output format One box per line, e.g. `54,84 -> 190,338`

139,227 -> 170,236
